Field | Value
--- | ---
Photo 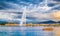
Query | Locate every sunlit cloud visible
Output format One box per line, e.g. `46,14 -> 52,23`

0,0 -> 60,23
51,10 -> 60,22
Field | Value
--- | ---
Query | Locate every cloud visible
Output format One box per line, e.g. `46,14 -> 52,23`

0,0 -> 60,23
0,12 -> 21,20
50,10 -> 60,21
0,12 -> 12,20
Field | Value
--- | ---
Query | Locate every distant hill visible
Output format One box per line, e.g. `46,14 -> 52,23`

0,20 -> 8,25
38,20 -> 57,24
58,21 -> 60,23
26,20 -> 60,24
0,19 -> 60,24
0,19 -> 19,25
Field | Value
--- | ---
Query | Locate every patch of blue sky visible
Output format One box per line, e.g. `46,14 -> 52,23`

47,3 -> 56,7
52,6 -> 60,10
0,0 -> 60,24
0,0 -> 59,10
53,0 -> 60,2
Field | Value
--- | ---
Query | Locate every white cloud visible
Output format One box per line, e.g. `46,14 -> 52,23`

0,12 -> 19,21
0,12 -> 12,20
0,0 -> 60,22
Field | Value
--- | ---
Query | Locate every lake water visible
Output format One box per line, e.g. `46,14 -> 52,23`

0,26 -> 56,36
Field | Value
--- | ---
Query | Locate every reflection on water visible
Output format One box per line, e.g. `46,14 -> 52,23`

0,26 -> 55,36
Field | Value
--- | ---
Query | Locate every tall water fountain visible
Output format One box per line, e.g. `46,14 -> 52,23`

0,0 -> 59,26
19,0 -> 60,26
19,0 -> 51,26
20,7 -> 27,26
0,0 -> 60,36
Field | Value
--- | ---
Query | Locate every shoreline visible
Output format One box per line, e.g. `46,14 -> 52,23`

0,24 -> 60,26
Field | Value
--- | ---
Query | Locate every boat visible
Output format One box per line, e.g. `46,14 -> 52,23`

42,28 -> 54,31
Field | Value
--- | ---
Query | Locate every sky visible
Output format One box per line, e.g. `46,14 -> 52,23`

0,0 -> 60,24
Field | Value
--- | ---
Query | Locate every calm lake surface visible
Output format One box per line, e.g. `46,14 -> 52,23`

0,26 -> 56,36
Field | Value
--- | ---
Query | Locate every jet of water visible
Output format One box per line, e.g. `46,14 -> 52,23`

20,7 -> 26,26
0,0 -> 60,26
